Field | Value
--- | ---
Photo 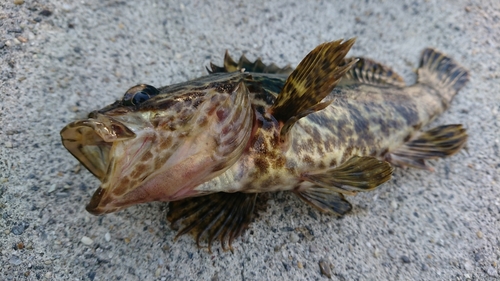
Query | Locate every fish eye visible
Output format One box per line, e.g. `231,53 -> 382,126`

122,84 -> 159,106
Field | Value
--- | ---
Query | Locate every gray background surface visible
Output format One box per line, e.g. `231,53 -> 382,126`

1,0 -> 499,280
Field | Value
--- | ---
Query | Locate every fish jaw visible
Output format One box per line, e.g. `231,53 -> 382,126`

62,82 -> 254,215
86,140 -> 226,214
60,113 -> 136,180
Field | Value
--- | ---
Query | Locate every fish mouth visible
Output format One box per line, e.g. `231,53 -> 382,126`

85,187 -> 124,215
60,112 -> 136,180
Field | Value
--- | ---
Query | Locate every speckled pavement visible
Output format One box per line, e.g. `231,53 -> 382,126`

1,0 -> 499,280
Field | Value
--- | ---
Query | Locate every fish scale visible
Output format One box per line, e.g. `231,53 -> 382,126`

61,38 -> 468,250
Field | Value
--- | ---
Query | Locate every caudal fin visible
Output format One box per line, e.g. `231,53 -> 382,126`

417,48 -> 469,103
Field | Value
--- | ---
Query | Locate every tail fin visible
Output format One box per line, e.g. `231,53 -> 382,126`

417,48 -> 469,102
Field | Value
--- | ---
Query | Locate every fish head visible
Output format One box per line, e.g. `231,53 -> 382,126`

61,82 -> 253,215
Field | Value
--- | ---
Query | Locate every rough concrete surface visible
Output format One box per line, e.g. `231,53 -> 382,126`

1,0 -> 499,280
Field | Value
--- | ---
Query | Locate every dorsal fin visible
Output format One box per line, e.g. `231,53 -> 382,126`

207,51 -> 293,75
339,57 -> 406,87
268,38 -> 357,141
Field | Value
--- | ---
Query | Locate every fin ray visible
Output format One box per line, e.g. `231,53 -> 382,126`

417,48 -> 469,105
387,124 -> 467,170
339,57 -> 406,87
269,38 -> 357,141
294,187 -> 352,216
167,193 -> 266,251
207,51 -> 293,75
303,156 -> 393,194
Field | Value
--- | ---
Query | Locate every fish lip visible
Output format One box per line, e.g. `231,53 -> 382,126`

85,187 -> 108,215
85,186 -> 124,215
60,113 -> 136,180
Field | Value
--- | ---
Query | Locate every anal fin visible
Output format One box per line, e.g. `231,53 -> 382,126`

387,124 -> 467,170
303,156 -> 393,195
294,187 -> 352,216
167,192 -> 267,251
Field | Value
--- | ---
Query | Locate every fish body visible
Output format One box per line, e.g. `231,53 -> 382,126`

61,39 -> 468,248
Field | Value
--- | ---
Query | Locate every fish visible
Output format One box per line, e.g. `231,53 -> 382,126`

60,38 -> 469,250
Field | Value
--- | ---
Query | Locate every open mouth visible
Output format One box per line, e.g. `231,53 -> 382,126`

60,112 -> 136,180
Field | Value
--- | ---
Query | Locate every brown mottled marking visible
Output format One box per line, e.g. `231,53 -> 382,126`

272,156 -> 286,169
141,151 -> 153,162
379,148 -> 389,157
197,116 -> 208,127
303,155 -> 314,166
403,134 -> 412,143
159,137 -> 173,150
112,177 -> 131,196
341,147 -> 353,163
254,157 -> 270,173
271,39 -> 356,122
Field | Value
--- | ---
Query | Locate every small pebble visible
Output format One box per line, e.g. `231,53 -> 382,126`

309,245 -> 318,253
5,141 -> 13,148
11,221 -> 29,235
476,230 -> 483,239
401,255 -> 411,263
289,233 -> 299,243
387,248 -> 397,259
17,36 -> 28,43
474,253 -> 482,262
9,255 -> 22,265
81,236 -> 93,245
45,272 -> 52,279
40,10 -> 53,17
104,232 -> 111,242
463,261 -> 474,271
486,266 -> 498,277
319,259 -> 332,278
13,0 -> 24,5
391,200 -> 398,209
297,261 -> 303,269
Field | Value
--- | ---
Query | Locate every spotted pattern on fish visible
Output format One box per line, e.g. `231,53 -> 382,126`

61,39 -> 468,250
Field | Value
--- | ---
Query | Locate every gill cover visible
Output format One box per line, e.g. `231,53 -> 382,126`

63,81 -> 254,214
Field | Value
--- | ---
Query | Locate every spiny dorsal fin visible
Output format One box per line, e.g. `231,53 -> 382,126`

207,51 -> 293,75
339,57 -> 406,87
269,39 -> 357,133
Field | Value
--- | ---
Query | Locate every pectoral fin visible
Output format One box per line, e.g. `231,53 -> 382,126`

167,192 -> 267,251
387,124 -> 467,170
303,156 -> 393,195
294,186 -> 352,216
268,38 -> 357,142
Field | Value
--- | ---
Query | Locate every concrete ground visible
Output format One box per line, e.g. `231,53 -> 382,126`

1,0 -> 499,280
